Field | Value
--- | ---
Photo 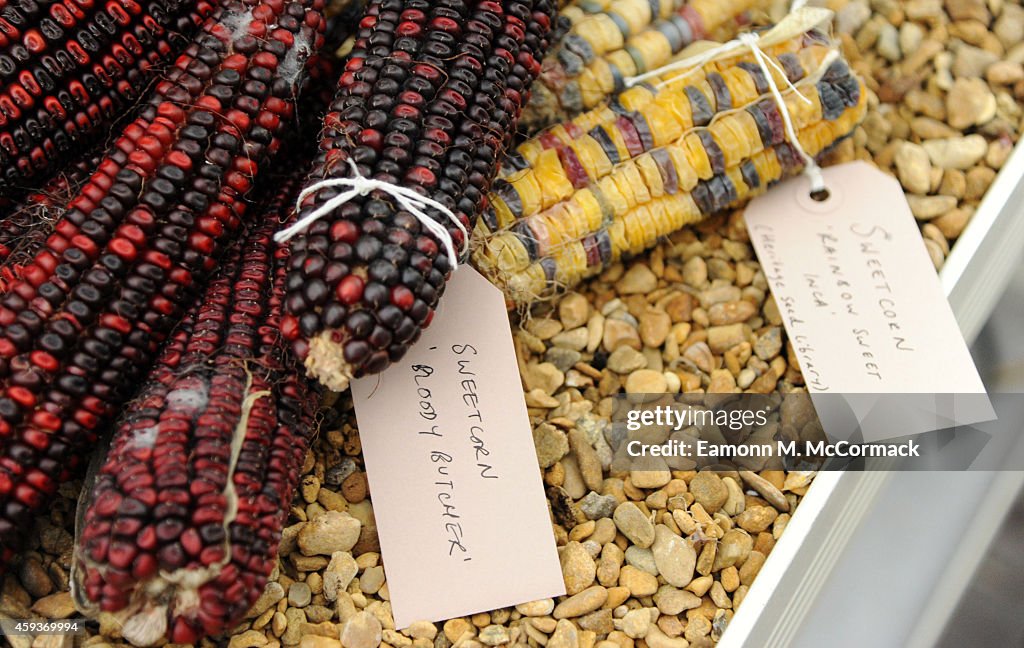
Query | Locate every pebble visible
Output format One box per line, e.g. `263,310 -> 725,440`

620,609 -> 651,639
681,256 -> 708,287
752,327 -> 782,361
933,208 -> 972,239
654,587 -> 702,615
249,581 -> 286,617
894,142 -> 932,194
30,592 -> 74,619
19,559 -> 53,598
548,619 -> 580,648
876,22 -> 901,61
922,135 -> 988,169
740,470 -> 790,511
552,327 -> 589,351
613,502 -> 656,548
323,552 -> 358,601
906,194 -> 958,220
534,423 -> 569,468
229,630 -> 270,648
946,78 -> 997,129
298,511 -> 360,556
707,324 -> 745,353
995,4 -> 1024,46
651,526 -> 696,588
707,300 -> 756,326
341,612 -> 382,648
624,546 -> 659,574
618,566 -> 659,597
617,264 -> 658,294
546,347 -> 583,372
713,529 -> 754,572
603,319 -> 641,352
736,506 -> 779,533
578,492 -> 618,520
560,293 -> 591,329
288,582 -> 312,608
300,638 -> 341,648
359,566 -> 385,594
639,310 -> 672,347
553,586 -> 609,619
607,347 -> 647,373
560,541 -> 598,595
689,472 -> 728,513
836,0 -> 870,34
625,369 -> 668,394
683,342 -> 714,374
569,429 -> 604,491
517,599 -> 555,617
631,466 -> 671,489
444,619 -> 474,643
407,621 -> 439,640
525,362 -> 565,395
479,625 -> 510,646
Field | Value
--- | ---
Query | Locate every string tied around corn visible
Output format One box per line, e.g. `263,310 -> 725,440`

623,6 -> 832,195
274,157 -> 470,269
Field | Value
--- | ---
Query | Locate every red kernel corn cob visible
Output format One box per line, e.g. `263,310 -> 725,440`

280,0 -> 557,391
0,151 -> 104,290
74,177 -> 318,646
0,0 -> 215,197
0,0 -> 326,563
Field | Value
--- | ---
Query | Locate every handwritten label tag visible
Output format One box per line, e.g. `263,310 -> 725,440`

745,161 -> 994,442
351,267 -> 564,628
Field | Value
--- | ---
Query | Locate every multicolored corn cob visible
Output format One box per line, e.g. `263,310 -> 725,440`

0,0 -> 326,563
473,43 -> 867,305
73,177 -> 317,646
280,0 -> 557,391
501,28 -> 818,178
0,0 -> 215,197
521,0 -> 766,130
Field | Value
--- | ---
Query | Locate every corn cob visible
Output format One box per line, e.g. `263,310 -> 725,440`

280,0 -> 557,391
501,31 -> 821,178
521,0 -> 766,131
0,0 -> 216,198
73,176 -> 317,646
473,52 -> 867,305
0,151 -> 102,278
0,0 -> 326,563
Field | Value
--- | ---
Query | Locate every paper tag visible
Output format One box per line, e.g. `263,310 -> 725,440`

351,267 -> 565,628
745,161 -> 994,442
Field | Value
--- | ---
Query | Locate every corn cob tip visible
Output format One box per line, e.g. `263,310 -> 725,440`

304,331 -> 356,392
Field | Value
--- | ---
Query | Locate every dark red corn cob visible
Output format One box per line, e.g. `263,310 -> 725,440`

73,177 -> 317,645
281,0 -> 556,391
0,0 -> 326,564
0,151 -> 103,291
0,0 -> 216,198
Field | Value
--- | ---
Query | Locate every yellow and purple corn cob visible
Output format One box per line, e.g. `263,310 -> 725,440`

502,30 -> 824,178
73,175 -> 317,646
474,43 -> 866,305
521,0 -> 767,130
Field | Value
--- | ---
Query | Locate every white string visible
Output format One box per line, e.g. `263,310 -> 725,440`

737,32 -> 826,193
274,158 -> 470,269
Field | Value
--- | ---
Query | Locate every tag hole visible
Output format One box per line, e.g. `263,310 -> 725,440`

810,188 -> 831,202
